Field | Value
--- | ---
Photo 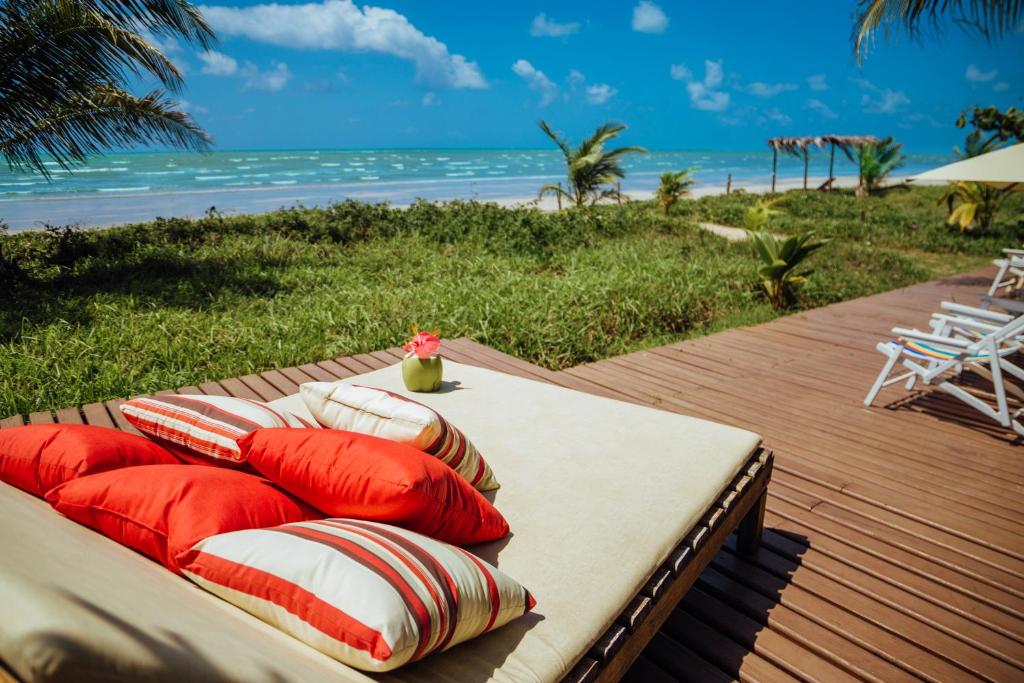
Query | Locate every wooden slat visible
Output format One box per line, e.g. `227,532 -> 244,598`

80,403 -> 115,429
27,411 -> 54,425
0,415 -> 24,429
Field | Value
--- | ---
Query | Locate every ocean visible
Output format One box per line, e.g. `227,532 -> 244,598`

0,149 -> 953,232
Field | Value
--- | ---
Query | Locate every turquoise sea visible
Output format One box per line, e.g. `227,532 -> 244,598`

0,149 -> 953,231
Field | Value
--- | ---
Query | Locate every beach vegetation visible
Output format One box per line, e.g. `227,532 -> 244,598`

939,181 -> 1009,231
746,230 -> 829,310
0,185 -> 1008,417
537,120 -> 646,208
856,136 -> 905,197
654,169 -> 694,215
743,196 -> 786,232
956,105 -> 1024,147
0,0 -> 213,177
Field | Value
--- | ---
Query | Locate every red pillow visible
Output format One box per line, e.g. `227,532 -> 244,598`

240,429 -> 509,546
45,465 -> 317,573
0,424 -> 179,497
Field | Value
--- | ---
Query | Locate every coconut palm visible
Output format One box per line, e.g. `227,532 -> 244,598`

654,169 -> 694,215
939,181 -> 1008,232
856,137 -> 904,197
538,120 -> 646,208
0,0 -> 214,177
746,230 -> 829,310
854,0 -> 1023,60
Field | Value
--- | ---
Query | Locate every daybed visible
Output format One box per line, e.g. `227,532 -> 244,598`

0,358 -> 772,683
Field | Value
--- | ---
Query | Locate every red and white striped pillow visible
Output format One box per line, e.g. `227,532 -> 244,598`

120,395 -> 318,465
181,518 -> 534,672
299,382 -> 499,491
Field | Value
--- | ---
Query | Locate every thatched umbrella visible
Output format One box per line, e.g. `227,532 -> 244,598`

767,135 -> 880,191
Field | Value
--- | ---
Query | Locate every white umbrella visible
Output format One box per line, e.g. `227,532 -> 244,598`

909,142 -> 1024,192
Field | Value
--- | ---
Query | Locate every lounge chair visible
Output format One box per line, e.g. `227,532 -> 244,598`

864,308 -> 1024,436
0,359 -> 772,683
988,251 -> 1024,296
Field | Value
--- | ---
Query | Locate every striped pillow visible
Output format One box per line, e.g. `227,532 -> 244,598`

181,519 -> 534,672
299,382 -> 499,491
120,395 -> 318,465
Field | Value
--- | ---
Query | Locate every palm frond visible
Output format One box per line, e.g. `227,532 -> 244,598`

0,85 -> 212,176
6,0 -> 215,48
538,120 -> 572,165
853,0 -> 1023,61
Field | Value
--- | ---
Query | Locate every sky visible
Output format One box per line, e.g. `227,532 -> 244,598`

155,0 -> 1024,152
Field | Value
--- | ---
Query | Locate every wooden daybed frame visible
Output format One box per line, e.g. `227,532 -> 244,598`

0,342 -> 773,683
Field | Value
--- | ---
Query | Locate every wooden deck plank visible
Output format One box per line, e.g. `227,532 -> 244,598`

80,403 -> 115,429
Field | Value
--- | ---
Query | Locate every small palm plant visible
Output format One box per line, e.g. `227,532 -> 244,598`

538,120 -> 646,208
747,231 -> 829,310
939,181 -> 1007,232
654,169 -> 694,214
856,137 -> 904,197
743,196 -> 786,232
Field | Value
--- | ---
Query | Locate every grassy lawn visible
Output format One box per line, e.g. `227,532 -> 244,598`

1,185 -> 1017,417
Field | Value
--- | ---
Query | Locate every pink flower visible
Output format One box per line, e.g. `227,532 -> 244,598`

403,327 -> 441,359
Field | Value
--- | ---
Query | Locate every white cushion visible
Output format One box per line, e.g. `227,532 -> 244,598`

299,382 -> 499,491
183,519 -> 534,672
120,394 -> 318,464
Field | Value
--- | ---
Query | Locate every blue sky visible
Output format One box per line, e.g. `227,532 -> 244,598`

161,1 -> 1024,152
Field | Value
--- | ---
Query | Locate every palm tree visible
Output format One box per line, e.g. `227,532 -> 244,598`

0,0 -> 214,178
853,0 -> 1023,60
939,181 -> 1007,231
538,121 -> 646,208
654,169 -> 694,215
746,230 -> 829,310
856,137 -> 904,197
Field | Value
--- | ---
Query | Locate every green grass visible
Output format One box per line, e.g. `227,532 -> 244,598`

1,185 -> 1011,417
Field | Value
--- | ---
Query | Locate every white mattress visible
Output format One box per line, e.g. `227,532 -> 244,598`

0,361 -> 760,682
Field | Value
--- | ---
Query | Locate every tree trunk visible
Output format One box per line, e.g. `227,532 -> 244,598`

802,151 -> 808,191
828,143 -> 835,191
771,149 -> 777,193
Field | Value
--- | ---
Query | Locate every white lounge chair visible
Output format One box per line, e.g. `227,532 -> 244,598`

988,250 -> 1024,296
864,308 -> 1024,436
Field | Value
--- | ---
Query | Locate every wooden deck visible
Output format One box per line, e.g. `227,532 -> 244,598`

2,266 -> 1022,682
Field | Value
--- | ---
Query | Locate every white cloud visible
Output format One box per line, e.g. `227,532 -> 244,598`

858,79 -> 910,114
530,12 -> 579,37
176,99 -> 207,114
632,1 -> 668,33
422,91 -> 439,106
669,63 -> 691,81
965,64 -> 998,82
806,74 -> 828,91
806,98 -> 837,120
199,51 -> 291,91
586,83 -> 617,105
862,89 -> 909,113
567,69 -> 586,89
241,62 -> 292,91
198,50 -> 238,76
512,59 -> 558,106
199,0 -> 486,89
746,81 -> 798,97
703,60 -> 723,88
762,108 -> 791,126
676,59 -> 729,111
993,81 -> 1011,92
